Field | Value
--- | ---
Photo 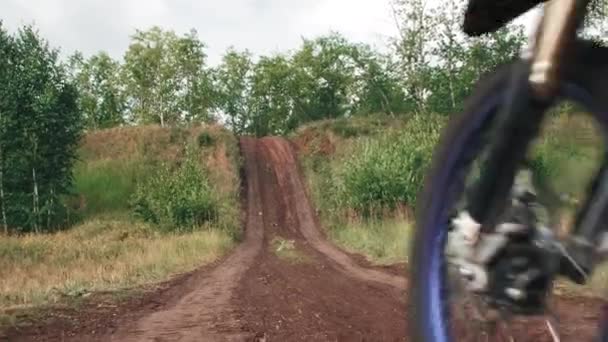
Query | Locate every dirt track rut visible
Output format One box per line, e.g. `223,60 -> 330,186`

6,136 -> 605,342
111,137 -> 266,341
112,136 -> 408,341
6,137 -> 408,342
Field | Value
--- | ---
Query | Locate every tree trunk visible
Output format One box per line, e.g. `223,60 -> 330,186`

448,72 -> 456,110
32,167 -> 39,233
448,52 -> 456,111
47,187 -> 54,230
159,91 -> 165,127
379,89 -> 394,117
0,153 -> 6,235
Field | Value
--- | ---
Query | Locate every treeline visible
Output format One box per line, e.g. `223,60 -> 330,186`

0,0 -> 528,232
65,0 -> 526,136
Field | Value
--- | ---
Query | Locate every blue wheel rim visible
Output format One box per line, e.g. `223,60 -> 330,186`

418,82 -> 608,342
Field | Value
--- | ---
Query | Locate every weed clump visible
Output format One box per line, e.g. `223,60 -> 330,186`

337,114 -> 442,214
132,149 -> 218,232
198,131 -> 215,147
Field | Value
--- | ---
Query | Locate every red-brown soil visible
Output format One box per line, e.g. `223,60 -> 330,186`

3,137 -> 604,341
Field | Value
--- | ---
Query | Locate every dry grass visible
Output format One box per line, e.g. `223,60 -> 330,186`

0,124 -> 242,324
328,212 -> 412,265
74,124 -> 241,227
80,124 -> 231,161
0,219 -> 234,313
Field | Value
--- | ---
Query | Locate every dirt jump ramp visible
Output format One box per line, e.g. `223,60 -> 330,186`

6,136 -> 601,342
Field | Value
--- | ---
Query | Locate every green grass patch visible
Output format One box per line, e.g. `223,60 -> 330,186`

299,114 -> 443,222
73,158 -> 150,216
297,113 -> 602,268
132,148 -> 219,232
329,218 -> 411,264
337,115 -> 442,213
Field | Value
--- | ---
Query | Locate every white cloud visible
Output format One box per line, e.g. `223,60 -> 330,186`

1,0 -> 396,64
1,0 -> 540,65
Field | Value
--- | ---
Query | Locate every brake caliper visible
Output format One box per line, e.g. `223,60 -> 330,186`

447,182 -> 561,314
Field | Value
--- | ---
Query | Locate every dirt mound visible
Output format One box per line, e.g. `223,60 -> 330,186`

291,127 -> 336,157
5,136 -> 604,342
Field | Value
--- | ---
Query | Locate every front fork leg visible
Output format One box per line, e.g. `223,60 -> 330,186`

467,63 -> 549,228
465,59 -> 608,284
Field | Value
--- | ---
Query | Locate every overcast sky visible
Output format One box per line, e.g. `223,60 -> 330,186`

2,0 -> 540,65
2,0 -> 401,65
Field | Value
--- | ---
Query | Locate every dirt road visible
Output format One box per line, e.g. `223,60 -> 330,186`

5,137 -> 604,341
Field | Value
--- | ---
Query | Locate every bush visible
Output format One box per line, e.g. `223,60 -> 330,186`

198,131 -> 215,147
337,114 -> 443,214
131,149 -> 218,231
73,159 -> 146,217
529,131 -> 599,208
330,119 -> 372,138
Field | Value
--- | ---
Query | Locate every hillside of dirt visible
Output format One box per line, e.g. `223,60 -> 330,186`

4,136 -> 604,342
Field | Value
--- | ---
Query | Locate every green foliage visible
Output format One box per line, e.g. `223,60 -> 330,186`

49,2 -> 531,136
0,24 -> 83,233
291,33 -> 358,121
123,27 -> 213,127
73,159 -> 147,217
329,218 -> 412,264
391,0 -> 525,116
132,149 -> 217,231
529,128 -> 600,209
330,118 -> 373,138
212,32 -> 408,136
337,115 -> 443,213
68,51 -> 126,129
248,54 -> 298,136
350,48 -> 409,116
212,49 -> 254,134
331,122 -> 367,138
197,131 -> 215,147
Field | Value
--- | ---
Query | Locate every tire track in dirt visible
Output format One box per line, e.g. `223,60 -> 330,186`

259,137 -> 406,290
109,136 -> 409,341
6,135 -> 607,341
4,136 -> 410,342
107,137 -> 266,342
232,137 -> 407,341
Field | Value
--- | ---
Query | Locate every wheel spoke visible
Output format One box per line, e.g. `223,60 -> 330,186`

545,317 -> 561,342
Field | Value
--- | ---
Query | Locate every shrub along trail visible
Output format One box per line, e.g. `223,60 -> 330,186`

4,137 -> 604,341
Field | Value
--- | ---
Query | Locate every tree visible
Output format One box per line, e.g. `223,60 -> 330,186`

0,22 -> 14,233
425,0 -> 524,114
248,54 -> 297,136
69,51 -> 126,129
391,0 -> 525,115
212,33 -> 408,136
123,27 -> 178,126
391,0 -> 437,112
213,48 -> 254,134
349,45 -> 407,116
1,25 -> 83,232
291,33 -> 358,122
425,0 -> 467,114
174,30 -> 214,123
123,27 -> 212,126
